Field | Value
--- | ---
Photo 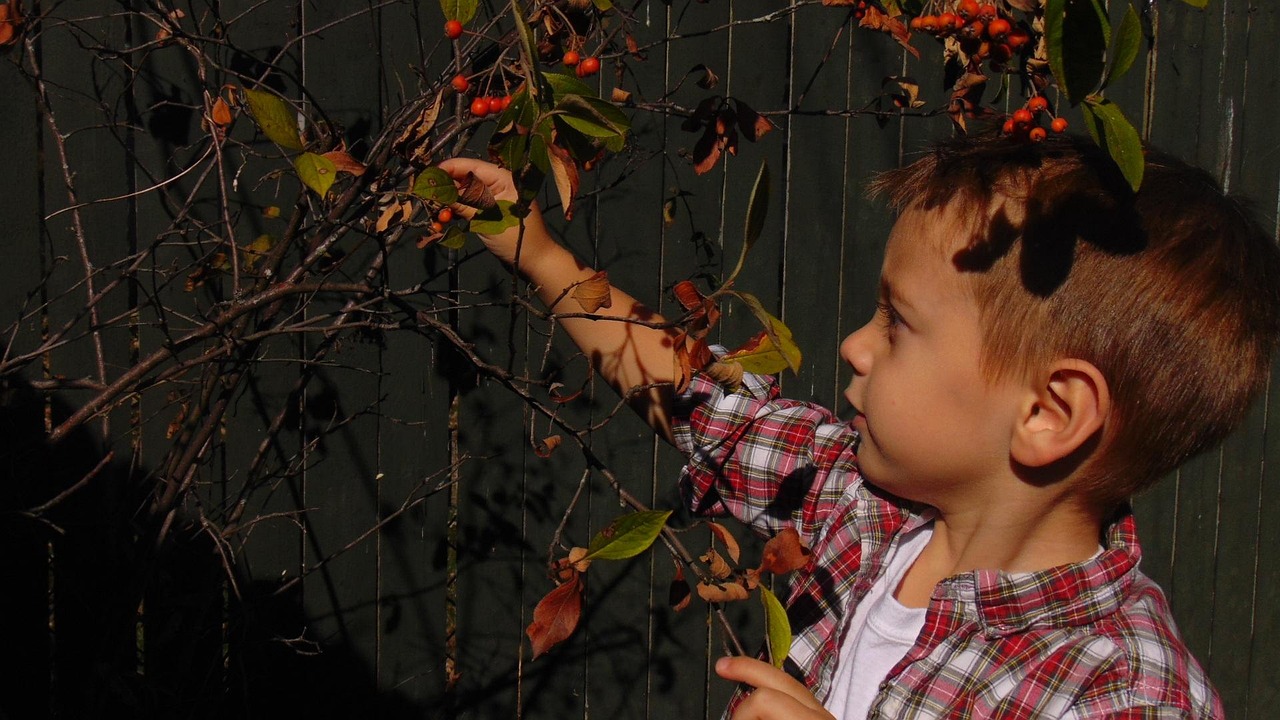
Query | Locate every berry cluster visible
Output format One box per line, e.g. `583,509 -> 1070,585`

430,206 -> 455,235
468,93 -> 512,118
910,0 -> 1030,70
562,50 -> 601,78
1002,95 -> 1068,141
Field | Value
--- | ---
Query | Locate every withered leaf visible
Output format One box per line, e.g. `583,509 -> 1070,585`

567,546 -> 592,573
548,381 -> 585,404
707,522 -> 742,564
547,143 -> 580,221
571,271 -> 613,313
526,572 -> 583,659
860,6 -> 920,59
696,580 -> 750,603
682,96 -> 720,133
533,434 -> 563,458
457,172 -> 497,210
700,549 -> 733,580
694,63 -> 719,90
0,3 -> 20,47
323,149 -> 367,176
394,91 -> 443,155
692,123 -> 726,175
669,565 -> 692,612
733,100 -> 777,142
375,198 -> 410,234
611,87 -> 633,105
743,567 -> 762,590
884,76 -> 926,109
759,528 -> 811,575
704,360 -> 744,388
625,32 -> 646,60
211,97 -> 233,127
673,280 -> 706,311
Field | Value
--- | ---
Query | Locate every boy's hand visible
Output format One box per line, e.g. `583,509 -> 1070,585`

437,157 -> 551,267
716,656 -> 835,720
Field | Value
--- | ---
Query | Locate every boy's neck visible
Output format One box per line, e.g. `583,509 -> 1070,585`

894,493 -> 1104,608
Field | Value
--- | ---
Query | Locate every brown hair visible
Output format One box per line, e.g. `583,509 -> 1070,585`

872,134 -> 1280,509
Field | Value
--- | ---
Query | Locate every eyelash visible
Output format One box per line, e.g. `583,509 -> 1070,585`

876,301 -> 902,337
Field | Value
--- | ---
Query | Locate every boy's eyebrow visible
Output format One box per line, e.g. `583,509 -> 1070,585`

879,277 -> 917,315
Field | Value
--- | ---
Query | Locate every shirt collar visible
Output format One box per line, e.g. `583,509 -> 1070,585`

937,508 -> 1141,637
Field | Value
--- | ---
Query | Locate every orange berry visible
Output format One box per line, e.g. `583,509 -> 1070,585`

938,13 -> 958,32
437,207 -> 454,223
444,19 -> 463,39
563,50 -> 581,67
987,17 -> 1011,40
1051,117 -> 1069,133
990,42 -> 1013,62
1027,96 -> 1049,113
960,20 -> 984,41
1029,127 -> 1047,142
577,56 -> 601,77
957,0 -> 980,19
451,74 -> 469,93
977,3 -> 997,21
470,96 -> 490,117
1002,119 -> 1016,135
1006,27 -> 1031,49
910,16 -> 924,30
500,95 -> 512,110
431,221 -> 445,233
1012,108 -> 1034,126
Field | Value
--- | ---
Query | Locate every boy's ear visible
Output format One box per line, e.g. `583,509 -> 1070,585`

1010,360 -> 1110,469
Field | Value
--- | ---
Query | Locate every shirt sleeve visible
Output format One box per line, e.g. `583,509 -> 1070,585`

671,365 -> 862,545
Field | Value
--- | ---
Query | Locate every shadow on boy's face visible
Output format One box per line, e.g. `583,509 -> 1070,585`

949,196 -> 1147,298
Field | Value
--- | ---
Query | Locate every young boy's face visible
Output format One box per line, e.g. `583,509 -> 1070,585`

841,203 -> 1026,508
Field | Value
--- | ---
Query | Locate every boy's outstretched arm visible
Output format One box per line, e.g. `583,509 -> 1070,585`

715,657 -> 835,720
438,158 -> 684,444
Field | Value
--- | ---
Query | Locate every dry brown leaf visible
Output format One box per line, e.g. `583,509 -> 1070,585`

210,96 -> 233,127
0,3 -> 19,47
733,100 -> 776,142
700,549 -> 733,580
323,149 -> 367,176
624,32 -> 645,60
859,6 -> 919,59
707,522 -> 742,564
458,172 -> 497,210
611,87 -> 633,105
571,271 -> 613,313
743,567 -> 762,590
704,360 -> 744,388
567,546 -> 592,573
696,580 -> 750,603
394,91 -> 443,155
526,572 -> 583,658
534,434 -> 563,458
759,527 -> 812,575
547,143 -> 579,220
375,198 -> 410,234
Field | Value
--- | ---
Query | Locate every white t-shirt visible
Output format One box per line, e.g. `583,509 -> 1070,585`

823,522 -> 932,719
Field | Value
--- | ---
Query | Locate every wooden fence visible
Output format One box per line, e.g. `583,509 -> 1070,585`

0,0 -> 1276,717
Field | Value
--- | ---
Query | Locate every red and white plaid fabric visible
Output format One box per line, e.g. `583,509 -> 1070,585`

672,368 -> 1224,719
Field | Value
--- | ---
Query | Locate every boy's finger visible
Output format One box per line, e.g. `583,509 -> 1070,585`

715,657 -> 825,712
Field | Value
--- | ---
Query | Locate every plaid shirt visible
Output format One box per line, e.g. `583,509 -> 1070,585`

673,369 -> 1224,719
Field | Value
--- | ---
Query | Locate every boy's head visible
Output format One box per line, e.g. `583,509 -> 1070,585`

870,134 -> 1280,510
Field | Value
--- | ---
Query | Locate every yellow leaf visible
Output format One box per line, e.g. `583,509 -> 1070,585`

294,152 -> 337,197
243,88 -> 303,151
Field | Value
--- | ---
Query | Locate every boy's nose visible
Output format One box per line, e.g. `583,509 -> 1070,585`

840,321 -> 877,376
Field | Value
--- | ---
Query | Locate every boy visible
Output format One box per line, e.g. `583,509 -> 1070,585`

440,134 -> 1280,718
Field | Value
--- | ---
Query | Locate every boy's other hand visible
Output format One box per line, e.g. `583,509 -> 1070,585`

716,656 -> 835,720
437,157 -> 550,266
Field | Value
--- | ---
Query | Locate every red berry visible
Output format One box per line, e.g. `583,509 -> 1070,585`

1012,108 -> 1034,126
987,17 -> 1011,40
451,74 -> 469,93
1027,96 -> 1049,113
960,20 -> 984,41
1029,127 -> 1047,142
909,16 -> 924,31
577,56 -> 601,77
1006,28 -> 1031,49
920,14 -> 939,32
470,96 -> 490,117
444,19 -> 463,39
1051,117 -> 1069,133
431,221 -> 445,233
563,50 -> 581,67
977,4 -> 997,21
938,13 -> 958,32
957,0 -> 980,20
990,42 -> 1013,62
437,207 -> 454,223
1002,119 -> 1016,135
500,94 -> 512,110
487,96 -> 504,114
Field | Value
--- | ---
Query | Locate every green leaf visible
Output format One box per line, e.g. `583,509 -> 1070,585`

412,168 -> 460,204
293,152 -> 337,196
583,510 -> 672,561
244,88 -> 303,151
592,0 -> 613,9
509,0 -> 551,102
1082,97 -> 1145,191
440,0 -> 477,23
438,225 -> 467,250
468,200 -> 520,235
730,292 -> 802,373
545,72 -> 597,100
555,95 -> 631,139
760,586 -> 791,669
1045,0 -> 1110,104
726,162 -> 770,285
1101,3 -> 1143,90
495,132 -> 530,174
